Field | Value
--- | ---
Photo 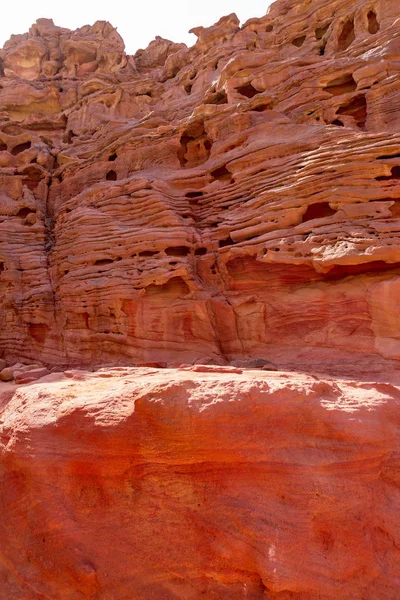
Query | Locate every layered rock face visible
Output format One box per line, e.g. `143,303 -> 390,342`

1,1 -> 400,598
1,0 -> 400,368
1,367 -> 400,599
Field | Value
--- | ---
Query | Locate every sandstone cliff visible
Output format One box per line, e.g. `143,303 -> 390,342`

1,0 -> 400,598
0,0 -> 400,369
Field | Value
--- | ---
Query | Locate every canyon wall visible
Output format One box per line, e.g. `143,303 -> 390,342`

1,1 -> 400,599
1,0 -> 400,368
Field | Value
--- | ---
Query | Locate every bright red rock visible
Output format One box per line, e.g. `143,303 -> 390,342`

1,368 -> 400,599
1,0 -> 400,598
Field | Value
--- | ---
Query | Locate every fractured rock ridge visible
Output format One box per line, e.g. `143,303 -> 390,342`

0,0 -> 400,368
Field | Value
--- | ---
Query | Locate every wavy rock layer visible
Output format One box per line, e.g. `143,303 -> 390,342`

1,0 -> 400,368
1,367 -> 400,599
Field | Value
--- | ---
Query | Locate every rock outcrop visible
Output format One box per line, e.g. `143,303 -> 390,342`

0,0 -> 400,369
1,367 -> 400,599
1,1 -> 400,598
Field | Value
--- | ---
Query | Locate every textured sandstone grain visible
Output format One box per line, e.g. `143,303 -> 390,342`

1,368 -> 400,599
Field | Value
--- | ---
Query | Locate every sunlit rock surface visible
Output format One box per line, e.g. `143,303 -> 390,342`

1,366 -> 400,599
1,0 -> 400,598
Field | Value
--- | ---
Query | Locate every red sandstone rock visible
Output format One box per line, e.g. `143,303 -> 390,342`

14,367 -> 50,383
0,368 -> 13,381
1,0 -> 400,598
1,368 -> 400,599
0,0 -> 399,369
136,361 -> 167,368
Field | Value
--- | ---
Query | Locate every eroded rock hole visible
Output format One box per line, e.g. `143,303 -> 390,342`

210,165 -> 233,183
316,23 -> 331,39
195,247 -> 207,256
377,153 -> 400,160
252,102 -> 271,112
376,166 -> 400,181
265,25 -> 273,32
219,236 -> 234,248
108,153 -> 117,161
324,73 -> 357,96
165,246 -> 190,257
367,10 -> 379,34
178,121 -> 212,168
302,202 -> 336,222
0,142 -> 7,152
0,262 -> 4,272
16,207 -> 35,218
325,261 -> 400,278
319,42 -> 327,56
94,258 -> 114,266
337,19 -> 355,52
236,83 -> 259,98
66,130 -> 76,144
11,141 -> 31,155
332,119 -> 344,126
139,250 -> 158,257
205,91 -> 228,105
185,191 -> 203,199
337,94 -> 367,128
22,166 -> 43,191
292,35 -> 306,47
106,170 -> 117,181
184,84 -> 193,95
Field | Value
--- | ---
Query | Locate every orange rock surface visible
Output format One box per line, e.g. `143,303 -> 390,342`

1,367 -> 400,599
0,0 -> 400,368
1,0 -> 400,598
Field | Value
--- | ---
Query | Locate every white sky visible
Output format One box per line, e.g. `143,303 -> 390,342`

1,0 -> 272,54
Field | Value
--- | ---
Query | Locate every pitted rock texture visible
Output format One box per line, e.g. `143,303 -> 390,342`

1,367 -> 400,599
1,0 -> 400,369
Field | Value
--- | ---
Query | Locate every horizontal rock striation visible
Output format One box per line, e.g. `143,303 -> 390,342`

1,2 -> 400,597
1,0 -> 400,370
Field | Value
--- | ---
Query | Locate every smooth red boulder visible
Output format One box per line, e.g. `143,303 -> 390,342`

1,368 -> 400,599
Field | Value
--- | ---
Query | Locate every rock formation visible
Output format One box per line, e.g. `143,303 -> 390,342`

0,0 -> 399,369
1,367 -> 400,599
1,0 -> 400,598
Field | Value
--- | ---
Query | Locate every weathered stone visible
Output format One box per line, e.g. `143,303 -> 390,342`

0,368 -> 14,382
1,1 -> 400,598
1,368 -> 400,599
14,368 -> 50,383
0,0 -> 398,371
